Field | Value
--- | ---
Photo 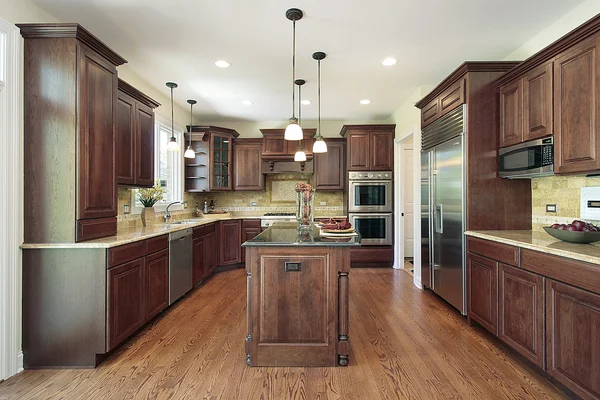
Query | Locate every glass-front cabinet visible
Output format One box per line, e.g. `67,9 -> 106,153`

186,126 -> 239,192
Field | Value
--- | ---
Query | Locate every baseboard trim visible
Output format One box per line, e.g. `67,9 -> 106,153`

413,277 -> 422,289
17,351 -> 23,373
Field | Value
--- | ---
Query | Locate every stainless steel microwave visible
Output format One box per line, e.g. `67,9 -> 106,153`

499,137 -> 554,179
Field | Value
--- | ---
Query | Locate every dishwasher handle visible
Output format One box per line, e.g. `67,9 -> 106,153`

169,228 -> 193,241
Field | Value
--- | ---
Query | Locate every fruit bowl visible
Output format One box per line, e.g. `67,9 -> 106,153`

543,227 -> 600,244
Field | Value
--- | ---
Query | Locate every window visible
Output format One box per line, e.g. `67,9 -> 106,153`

131,115 -> 184,212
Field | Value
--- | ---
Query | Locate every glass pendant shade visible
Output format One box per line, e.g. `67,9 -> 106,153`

284,118 -> 303,140
294,150 -> 307,162
184,146 -> 195,158
167,136 -> 179,152
313,137 -> 327,153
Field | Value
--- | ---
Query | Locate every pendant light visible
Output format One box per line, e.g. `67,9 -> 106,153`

294,79 -> 307,162
284,8 -> 304,141
312,52 -> 327,153
166,82 -> 179,152
184,99 -> 197,159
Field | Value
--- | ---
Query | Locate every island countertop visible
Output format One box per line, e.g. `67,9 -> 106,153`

243,222 -> 361,247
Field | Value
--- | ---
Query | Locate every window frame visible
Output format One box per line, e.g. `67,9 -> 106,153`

130,114 -> 185,214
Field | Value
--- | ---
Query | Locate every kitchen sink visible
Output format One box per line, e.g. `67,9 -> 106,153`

170,220 -> 199,225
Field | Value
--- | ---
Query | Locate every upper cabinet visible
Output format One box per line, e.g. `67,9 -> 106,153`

19,23 -> 127,242
186,126 -> 239,192
339,125 -> 395,171
495,15 -> 600,175
260,129 -> 315,160
233,139 -> 264,191
116,79 -> 160,187
499,61 -> 553,147
314,139 -> 345,190
420,79 -> 465,128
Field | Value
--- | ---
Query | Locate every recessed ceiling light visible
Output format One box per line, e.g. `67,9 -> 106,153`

301,100 -> 312,105
382,58 -> 397,66
360,99 -> 371,105
215,60 -> 230,68
242,100 -> 253,105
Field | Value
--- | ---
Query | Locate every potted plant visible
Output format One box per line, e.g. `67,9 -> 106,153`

137,181 -> 166,227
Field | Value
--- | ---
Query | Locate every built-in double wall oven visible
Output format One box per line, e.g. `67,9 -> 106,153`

348,171 -> 393,245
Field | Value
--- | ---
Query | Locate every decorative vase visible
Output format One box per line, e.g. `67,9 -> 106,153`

296,189 -> 315,231
141,206 -> 156,227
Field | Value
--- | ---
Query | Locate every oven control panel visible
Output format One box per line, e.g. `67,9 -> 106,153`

349,171 -> 392,180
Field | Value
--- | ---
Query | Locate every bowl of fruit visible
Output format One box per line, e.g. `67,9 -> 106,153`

544,220 -> 600,243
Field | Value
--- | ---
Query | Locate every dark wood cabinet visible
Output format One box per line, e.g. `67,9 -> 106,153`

241,219 -> 261,263
546,279 -> 600,399
340,125 -> 395,171
219,220 -> 242,265
204,231 -> 218,274
499,263 -> 545,368
193,236 -> 205,286
233,139 -> 264,191
107,257 -> 145,350
19,24 -> 126,243
499,78 -> 523,148
313,139 -> 345,190
260,129 -> 316,160
500,61 -> 553,148
554,37 -> 600,174
144,249 -> 168,321
467,253 -> 498,335
421,98 -> 440,128
116,79 -> 159,187
420,79 -> 465,128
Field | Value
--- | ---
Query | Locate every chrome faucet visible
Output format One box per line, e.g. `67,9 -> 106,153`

164,201 -> 180,223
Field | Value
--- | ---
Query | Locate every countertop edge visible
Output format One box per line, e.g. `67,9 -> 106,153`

465,230 -> 600,265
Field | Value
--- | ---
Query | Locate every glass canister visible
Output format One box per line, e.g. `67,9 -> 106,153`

295,182 -> 315,231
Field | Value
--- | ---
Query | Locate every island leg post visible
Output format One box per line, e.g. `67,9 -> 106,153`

338,270 -> 349,366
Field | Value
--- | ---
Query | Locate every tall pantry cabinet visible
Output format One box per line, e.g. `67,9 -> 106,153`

19,24 -> 127,242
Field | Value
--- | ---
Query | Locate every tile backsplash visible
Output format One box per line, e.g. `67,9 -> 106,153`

531,175 -> 600,231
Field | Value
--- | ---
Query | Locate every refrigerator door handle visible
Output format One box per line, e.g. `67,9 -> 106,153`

435,204 -> 443,234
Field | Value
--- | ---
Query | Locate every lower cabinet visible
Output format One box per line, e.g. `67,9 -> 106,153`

241,219 -> 261,263
499,263 -> 545,368
203,231 -> 218,274
467,253 -> 498,335
193,236 -> 205,286
107,257 -> 145,350
546,279 -> 600,400
145,249 -> 169,321
219,219 -> 242,265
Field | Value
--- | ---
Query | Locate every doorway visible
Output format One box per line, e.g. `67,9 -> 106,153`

394,130 -> 416,272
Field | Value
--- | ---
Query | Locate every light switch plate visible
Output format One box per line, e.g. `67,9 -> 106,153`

546,204 -> 557,213
320,201 -> 327,206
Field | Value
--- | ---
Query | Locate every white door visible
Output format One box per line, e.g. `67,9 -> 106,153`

402,141 -> 414,258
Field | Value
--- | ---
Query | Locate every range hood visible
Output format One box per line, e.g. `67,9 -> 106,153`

262,160 -> 313,174
260,128 -> 316,174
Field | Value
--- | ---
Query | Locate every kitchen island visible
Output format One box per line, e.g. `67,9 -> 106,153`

243,223 -> 360,367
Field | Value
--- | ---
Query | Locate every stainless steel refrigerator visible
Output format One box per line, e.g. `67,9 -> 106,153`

421,105 -> 466,314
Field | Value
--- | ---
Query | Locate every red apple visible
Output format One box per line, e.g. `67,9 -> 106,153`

550,223 -> 560,229
572,220 -> 586,230
582,227 -> 591,232
558,224 -> 568,230
567,225 -> 578,231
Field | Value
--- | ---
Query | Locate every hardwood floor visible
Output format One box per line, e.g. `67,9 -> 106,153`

0,268 -> 568,400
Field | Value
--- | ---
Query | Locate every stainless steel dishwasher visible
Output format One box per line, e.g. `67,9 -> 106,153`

168,228 -> 193,305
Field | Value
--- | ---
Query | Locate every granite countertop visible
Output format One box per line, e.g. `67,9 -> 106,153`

465,230 -> 600,265
243,222 -> 361,247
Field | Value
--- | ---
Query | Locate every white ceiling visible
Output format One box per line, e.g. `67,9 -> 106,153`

32,0 -> 584,122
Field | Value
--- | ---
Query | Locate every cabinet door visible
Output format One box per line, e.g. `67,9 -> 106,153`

554,37 -> 600,174
219,220 -> 242,265
421,98 -> 440,128
193,237 -> 204,286
499,78 -> 523,148
77,44 -> 118,220
499,264 -> 545,368
145,249 -> 168,321
467,253 -> 498,335
107,257 -> 144,350
347,131 -> 370,170
210,133 -> 233,191
314,140 -> 345,190
439,79 -> 465,117
241,226 -> 261,263
523,61 -> 553,142
234,142 -> 264,191
546,279 -> 600,399
203,231 -> 218,275
116,91 -> 135,185
370,131 -> 394,170
135,103 -> 155,187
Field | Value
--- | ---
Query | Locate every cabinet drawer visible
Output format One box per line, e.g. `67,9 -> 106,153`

108,241 -> 146,268
204,222 -> 216,234
521,249 -> 600,295
77,217 -> 117,242
145,235 -> 167,254
242,219 -> 261,229
467,237 -> 519,267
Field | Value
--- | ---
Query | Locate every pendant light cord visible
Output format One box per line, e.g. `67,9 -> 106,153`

291,19 -> 296,119
318,59 -> 321,138
298,83 -> 303,151
171,86 -> 175,140
189,102 -> 193,147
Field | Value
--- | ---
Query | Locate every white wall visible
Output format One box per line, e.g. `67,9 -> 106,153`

504,0 -> 600,60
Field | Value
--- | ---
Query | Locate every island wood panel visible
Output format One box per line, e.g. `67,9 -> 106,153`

499,263 -> 545,369
554,36 -> 600,174
546,279 -> 600,400
523,61 -> 554,142
467,253 -> 498,335
246,246 -> 349,367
